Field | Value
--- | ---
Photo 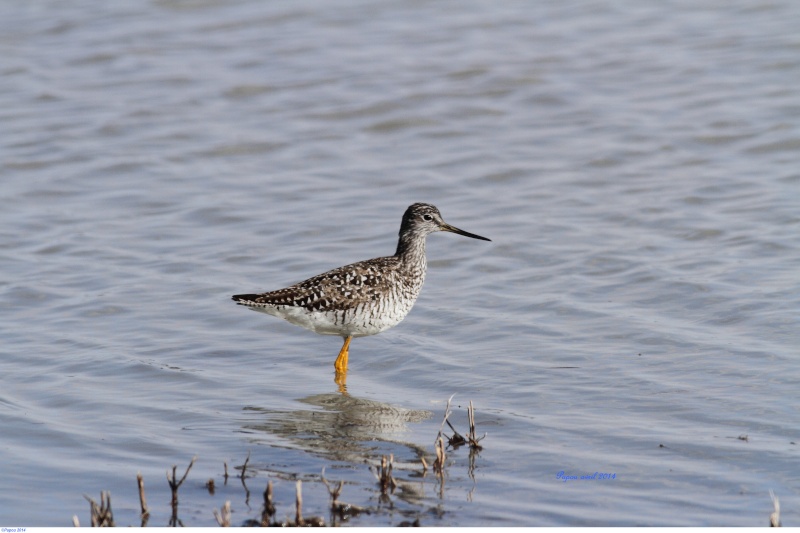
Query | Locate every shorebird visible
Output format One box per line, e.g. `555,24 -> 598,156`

232,203 -> 490,374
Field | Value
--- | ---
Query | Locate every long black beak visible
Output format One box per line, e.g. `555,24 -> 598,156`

440,222 -> 491,242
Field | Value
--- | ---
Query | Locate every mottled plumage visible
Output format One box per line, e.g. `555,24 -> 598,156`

232,203 -> 490,373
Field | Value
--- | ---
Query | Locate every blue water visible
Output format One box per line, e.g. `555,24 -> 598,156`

1,0 -> 798,526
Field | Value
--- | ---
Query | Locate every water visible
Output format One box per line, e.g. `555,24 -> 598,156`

2,0 -> 798,526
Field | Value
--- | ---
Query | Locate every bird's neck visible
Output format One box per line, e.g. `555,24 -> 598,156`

395,231 -> 428,274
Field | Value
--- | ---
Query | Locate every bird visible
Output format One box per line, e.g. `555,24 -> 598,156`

232,203 -> 490,374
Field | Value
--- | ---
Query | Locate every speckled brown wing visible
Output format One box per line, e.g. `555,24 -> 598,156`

232,255 -> 402,312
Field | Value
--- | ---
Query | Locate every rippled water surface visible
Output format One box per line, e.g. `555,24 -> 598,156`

2,0 -> 799,526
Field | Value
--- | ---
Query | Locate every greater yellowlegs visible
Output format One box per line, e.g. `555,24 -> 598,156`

232,203 -> 490,373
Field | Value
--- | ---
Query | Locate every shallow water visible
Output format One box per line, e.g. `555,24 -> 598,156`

2,0 -> 799,526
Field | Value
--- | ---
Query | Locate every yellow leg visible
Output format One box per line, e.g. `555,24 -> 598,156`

334,336 -> 352,373
334,369 -> 348,395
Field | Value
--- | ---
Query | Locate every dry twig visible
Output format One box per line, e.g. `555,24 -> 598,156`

84,491 -> 114,527
322,467 -> 366,521
261,480 -> 276,526
371,454 -> 397,495
136,472 -> 149,518
466,400 -> 486,450
433,436 -> 446,476
770,489 -> 782,527
437,394 -> 456,442
292,479 -> 325,527
213,500 -> 232,527
166,456 -> 196,527
238,453 -> 252,507
240,451 -> 251,480
321,467 -> 344,504
136,472 -> 150,527
296,480 -> 304,526
167,456 -> 196,504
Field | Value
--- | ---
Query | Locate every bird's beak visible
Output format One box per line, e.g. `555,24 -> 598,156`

440,222 -> 491,242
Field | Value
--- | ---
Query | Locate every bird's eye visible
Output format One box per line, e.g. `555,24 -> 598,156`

422,214 -> 433,221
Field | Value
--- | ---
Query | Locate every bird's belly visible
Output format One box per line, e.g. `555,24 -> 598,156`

249,298 -> 417,337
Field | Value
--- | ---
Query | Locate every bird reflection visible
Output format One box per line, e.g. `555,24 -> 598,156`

334,370 -> 348,394
242,392 -> 432,465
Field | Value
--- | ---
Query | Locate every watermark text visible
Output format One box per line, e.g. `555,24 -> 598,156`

556,471 -> 616,482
